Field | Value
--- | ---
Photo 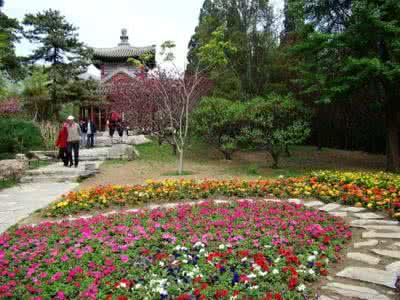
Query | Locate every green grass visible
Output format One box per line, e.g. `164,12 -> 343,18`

0,178 -> 18,190
161,170 -> 195,176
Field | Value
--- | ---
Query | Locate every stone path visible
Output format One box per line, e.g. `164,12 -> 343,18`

0,182 -> 78,233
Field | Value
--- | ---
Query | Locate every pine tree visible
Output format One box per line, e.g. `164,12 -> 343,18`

22,9 -> 91,117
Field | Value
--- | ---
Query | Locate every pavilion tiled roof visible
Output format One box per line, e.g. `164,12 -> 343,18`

93,44 -> 156,59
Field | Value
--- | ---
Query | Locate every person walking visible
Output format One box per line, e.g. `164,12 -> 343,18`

79,119 -> 88,147
55,122 -> 68,167
86,118 -> 97,148
66,116 -> 81,168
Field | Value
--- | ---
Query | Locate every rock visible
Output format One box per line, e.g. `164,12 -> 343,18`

322,282 -> 390,300
340,206 -> 366,213
336,267 -> 398,288
303,200 -> 324,207
362,231 -> 400,239
354,240 -> 379,248
329,211 -> 347,217
319,203 -> 342,212
318,296 -> 336,300
0,159 -> 27,180
94,136 -> 112,147
125,135 -> 150,145
371,249 -> 400,259
385,261 -> 400,273
393,242 -> 400,247
107,144 -> 136,161
354,212 -> 384,219
351,219 -> 399,226
360,225 -> 400,232
347,252 -> 380,265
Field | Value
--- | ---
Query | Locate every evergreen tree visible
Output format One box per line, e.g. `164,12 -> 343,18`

0,0 -> 22,79
292,0 -> 400,172
22,9 -> 91,118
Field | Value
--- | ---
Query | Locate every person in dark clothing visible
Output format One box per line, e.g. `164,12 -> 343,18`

79,119 -> 88,147
86,119 -> 97,148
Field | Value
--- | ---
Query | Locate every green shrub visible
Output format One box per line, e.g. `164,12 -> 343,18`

192,97 -> 245,160
0,119 -> 44,155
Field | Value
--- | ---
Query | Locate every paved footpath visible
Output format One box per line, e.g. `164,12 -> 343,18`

0,182 -> 78,233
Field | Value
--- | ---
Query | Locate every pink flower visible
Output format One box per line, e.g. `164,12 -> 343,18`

120,255 -> 129,263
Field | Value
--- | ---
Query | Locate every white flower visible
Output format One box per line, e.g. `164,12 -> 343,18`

307,255 -> 316,262
160,289 -> 168,296
119,282 -> 127,288
193,241 -> 205,248
219,244 -> 225,250
134,283 -> 142,289
248,273 -> 257,278
159,261 -> 165,267
272,269 -> 279,275
297,284 -> 306,292
241,257 -> 247,262
249,285 -> 259,289
308,269 -> 315,275
199,248 -> 205,254
274,257 -> 281,263
313,251 -> 318,255
182,259 -> 188,264
259,271 -> 268,276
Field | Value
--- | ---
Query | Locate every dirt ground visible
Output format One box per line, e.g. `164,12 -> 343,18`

79,143 -> 386,189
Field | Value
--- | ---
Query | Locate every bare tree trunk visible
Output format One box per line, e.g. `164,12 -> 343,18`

386,108 -> 399,172
178,149 -> 184,175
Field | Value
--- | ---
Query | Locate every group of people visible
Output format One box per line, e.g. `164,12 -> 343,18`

55,116 -> 97,168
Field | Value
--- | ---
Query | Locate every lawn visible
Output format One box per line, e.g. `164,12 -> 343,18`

80,138 -> 386,188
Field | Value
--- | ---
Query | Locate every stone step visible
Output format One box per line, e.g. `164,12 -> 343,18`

371,249 -> 400,260
354,240 -> 379,248
351,219 -> 399,226
336,267 -> 399,289
385,261 -> 400,273
319,203 -> 342,212
363,231 -> 400,239
347,252 -> 381,265
20,174 -> 83,183
354,212 -> 385,219
321,282 -> 390,300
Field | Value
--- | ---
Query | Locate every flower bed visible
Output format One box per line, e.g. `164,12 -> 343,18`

45,171 -> 400,219
0,200 -> 351,299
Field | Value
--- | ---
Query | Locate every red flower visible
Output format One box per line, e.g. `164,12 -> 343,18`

215,290 -> 229,298
194,289 -> 201,297
320,268 -> 329,276
117,297 -> 128,300
177,294 -> 191,300
200,282 -> 208,290
288,276 -> 298,289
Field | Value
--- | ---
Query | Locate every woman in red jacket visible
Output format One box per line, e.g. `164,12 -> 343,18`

55,122 -> 68,167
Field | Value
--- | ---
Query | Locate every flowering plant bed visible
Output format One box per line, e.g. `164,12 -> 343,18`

0,200 -> 351,299
45,171 -> 400,219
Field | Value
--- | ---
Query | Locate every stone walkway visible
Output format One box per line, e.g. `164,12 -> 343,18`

28,198 -> 400,300
0,182 -> 79,233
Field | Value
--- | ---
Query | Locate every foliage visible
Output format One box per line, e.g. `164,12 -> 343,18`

193,97 -> 245,160
290,0 -> 400,172
188,0 -> 278,97
2,200 -> 351,299
0,2 -> 22,79
44,171 -> 400,220
240,94 -> 311,168
22,9 -> 91,117
36,121 -> 59,151
22,69 -> 50,121
0,118 -> 43,155
0,97 -> 22,116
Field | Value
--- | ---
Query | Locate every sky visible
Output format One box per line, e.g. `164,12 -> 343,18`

3,0 -> 284,76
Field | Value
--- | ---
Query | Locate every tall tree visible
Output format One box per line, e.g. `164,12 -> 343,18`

22,9 -> 91,118
292,0 -> 400,172
0,0 -> 22,79
188,0 -> 277,98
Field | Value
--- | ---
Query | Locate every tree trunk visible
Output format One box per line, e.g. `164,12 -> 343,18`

284,145 -> 291,157
171,143 -> 177,156
178,149 -> 184,175
222,150 -> 233,160
270,151 -> 280,169
386,106 -> 399,172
